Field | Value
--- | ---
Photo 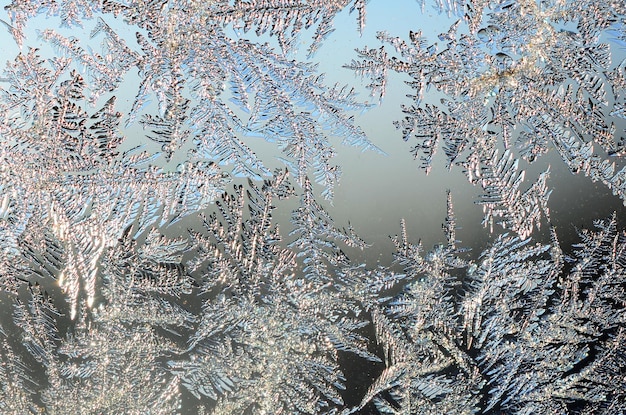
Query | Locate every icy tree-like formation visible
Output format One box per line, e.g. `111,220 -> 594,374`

356,199 -> 626,414
0,0 -> 375,318
0,0 -> 625,414
347,0 -> 626,239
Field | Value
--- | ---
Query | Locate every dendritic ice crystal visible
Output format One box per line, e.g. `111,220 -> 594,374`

347,0 -> 626,239
0,1 -> 625,415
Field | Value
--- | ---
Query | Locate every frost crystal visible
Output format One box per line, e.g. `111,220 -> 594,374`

1,1 -> 626,414
347,0 -> 626,238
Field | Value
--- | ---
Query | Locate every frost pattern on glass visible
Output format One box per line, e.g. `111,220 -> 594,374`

0,1 -> 625,415
347,0 -> 626,239
357,203 -> 626,414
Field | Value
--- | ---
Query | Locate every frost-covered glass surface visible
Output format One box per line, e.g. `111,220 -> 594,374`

1,1 -> 626,414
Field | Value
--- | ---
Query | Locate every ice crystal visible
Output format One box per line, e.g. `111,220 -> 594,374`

173,171 -> 378,413
347,0 -> 626,238
5,0 -> 378,189
359,204 -> 626,415
0,1 -> 626,414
